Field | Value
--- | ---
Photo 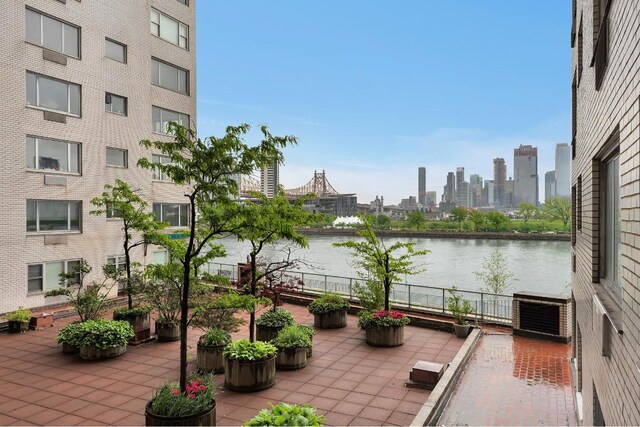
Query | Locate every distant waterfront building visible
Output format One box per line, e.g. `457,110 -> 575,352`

493,158 -> 507,207
425,191 -> 437,210
455,167 -> 465,206
513,145 -> 539,205
399,196 -> 418,211
261,162 -> 279,198
505,177 -> 515,207
555,143 -> 570,197
545,171 -> 556,202
469,174 -> 483,208
484,180 -> 495,207
418,167 -> 427,206
457,181 -> 470,208
445,172 -> 456,203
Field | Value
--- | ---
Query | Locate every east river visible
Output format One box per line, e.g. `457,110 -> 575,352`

212,235 -> 571,296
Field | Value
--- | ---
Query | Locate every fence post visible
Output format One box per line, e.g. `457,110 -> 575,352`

480,293 -> 484,322
408,284 -> 411,308
324,275 -> 327,292
442,288 -> 446,313
349,278 -> 353,299
301,272 -> 305,292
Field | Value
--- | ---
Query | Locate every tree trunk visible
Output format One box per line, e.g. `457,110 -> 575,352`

384,254 -> 390,311
124,224 -> 133,309
249,253 -> 256,342
180,260 -> 190,392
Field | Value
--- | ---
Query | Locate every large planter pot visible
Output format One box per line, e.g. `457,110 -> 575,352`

156,321 -> 180,342
115,312 -> 152,344
313,308 -> 347,329
307,335 -> 313,358
365,325 -> 405,347
276,347 -> 307,370
256,324 -> 283,342
145,399 -> 216,426
224,355 -> 276,392
79,345 -> 127,360
8,320 -> 29,334
197,343 -> 225,374
453,323 -> 473,338
62,342 -> 79,354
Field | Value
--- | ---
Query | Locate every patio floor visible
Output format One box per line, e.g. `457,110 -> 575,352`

0,303 -> 463,426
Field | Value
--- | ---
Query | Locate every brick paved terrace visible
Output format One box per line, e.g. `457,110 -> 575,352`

0,303 -> 463,426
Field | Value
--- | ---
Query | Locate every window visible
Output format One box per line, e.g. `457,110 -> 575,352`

577,18 -> 583,84
26,136 -> 80,174
152,250 -> 169,265
152,106 -> 189,134
152,58 -> 189,94
107,256 -> 126,271
150,9 -> 188,49
599,153 -> 620,303
571,185 -> 576,247
572,73 -> 577,159
26,8 -> 79,58
26,72 -> 81,116
176,0 -> 188,5
152,154 -> 171,180
577,176 -> 582,231
27,200 -> 81,232
105,38 -> 126,63
106,147 -> 127,168
105,93 -> 127,115
153,203 -> 189,227
28,259 -> 81,292
593,0 -> 609,91
105,203 -> 123,219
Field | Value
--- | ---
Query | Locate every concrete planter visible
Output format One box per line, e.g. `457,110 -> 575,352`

256,324 -> 284,342
365,325 -> 405,347
145,399 -> 216,426
62,342 -> 79,354
224,355 -> 276,392
79,344 -> 127,360
313,308 -> 347,329
197,343 -> 225,374
8,321 -> 29,334
156,321 -> 180,342
276,347 -> 308,370
453,323 -> 473,338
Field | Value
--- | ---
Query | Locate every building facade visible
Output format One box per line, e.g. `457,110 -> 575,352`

260,161 -> 279,198
555,142 -> 571,197
418,166 -> 427,206
571,0 -> 640,425
493,157 -> 506,207
545,170 -> 556,202
513,144 -> 539,205
0,0 -> 197,313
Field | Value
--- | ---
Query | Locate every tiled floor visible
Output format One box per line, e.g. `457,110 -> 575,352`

0,304 -> 463,426
439,332 -> 578,426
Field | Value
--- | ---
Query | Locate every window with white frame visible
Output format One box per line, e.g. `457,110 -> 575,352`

105,93 -> 127,115
150,9 -> 188,49
26,8 -> 80,58
26,136 -> 80,174
27,200 -> 81,232
107,255 -> 127,271
152,250 -> 169,265
152,58 -> 189,94
152,203 -> 189,227
152,154 -> 172,180
599,153 -> 621,304
26,72 -> 81,116
105,202 -> 123,219
28,259 -> 81,292
106,147 -> 127,168
152,106 -> 189,134
105,38 -> 126,63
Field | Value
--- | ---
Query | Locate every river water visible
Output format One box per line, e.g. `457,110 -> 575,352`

212,235 -> 571,296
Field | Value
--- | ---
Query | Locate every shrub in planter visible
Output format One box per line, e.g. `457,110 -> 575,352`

255,308 -> 295,342
143,263 -> 182,342
223,339 -> 277,392
245,403 -> 326,427
273,325 -> 311,370
113,305 -> 153,343
447,287 -> 474,338
75,319 -> 134,360
358,309 -> 410,347
56,322 -> 85,354
197,329 -> 231,374
307,292 -> 349,329
146,373 -> 216,426
6,307 -> 31,333
297,324 -> 315,357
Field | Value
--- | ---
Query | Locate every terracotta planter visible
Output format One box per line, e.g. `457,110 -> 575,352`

224,355 -> 276,392
313,307 -> 348,329
79,344 -> 127,360
276,347 -> 308,370
256,324 -> 284,342
62,342 -> 79,354
453,323 -> 472,338
7,321 -> 29,334
156,321 -> 180,342
365,325 -> 405,347
115,312 -> 152,344
145,399 -> 216,426
197,343 -> 225,374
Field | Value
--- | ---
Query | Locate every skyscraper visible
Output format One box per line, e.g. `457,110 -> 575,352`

513,145 -> 539,205
261,162 -> 279,198
493,158 -> 507,207
455,167 -> 465,206
555,143 -> 570,197
545,171 -> 556,202
445,172 -> 456,203
418,167 -> 427,206
469,174 -> 483,207
484,180 -> 495,207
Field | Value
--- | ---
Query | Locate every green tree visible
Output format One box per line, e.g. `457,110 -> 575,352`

543,196 -> 571,226
333,217 -> 429,311
375,214 -> 391,229
485,211 -> 509,231
473,248 -> 517,294
450,207 -> 468,230
468,210 -> 485,231
138,123 -> 295,392
90,179 -> 166,309
406,210 -> 427,230
518,202 -> 538,223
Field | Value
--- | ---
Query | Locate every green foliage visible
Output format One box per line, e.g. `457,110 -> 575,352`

357,309 -> 410,329
473,249 -> 517,294
447,287 -> 474,325
518,202 -> 538,223
142,263 -> 184,324
296,324 -> 315,338
223,339 -> 277,361
113,305 -> 152,320
273,325 -> 312,349
198,328 -> 231,347
56,322 -> 84,346
245,403 -> 326,427
543,196 -> 571,226
450,207 -> 469,229
256,308 -> 295,328
485,211 -> 510,231
74,320 -> 134,349
191,290 -> 268,334
353,280 -> 385,311
374,214 -> 391,229
6,307 -> 31,322
468,210 -> 485,230
406,210 -> 427,230
307,292 -> 349,315
150,373 -> 215,417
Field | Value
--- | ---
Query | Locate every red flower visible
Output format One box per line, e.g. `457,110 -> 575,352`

188,393 -> 195,399
170,389 -> 180,395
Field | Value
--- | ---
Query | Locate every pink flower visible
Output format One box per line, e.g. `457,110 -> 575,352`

199,385 -> 206,391
188,393 -> 195,399
170,389 -> 180,395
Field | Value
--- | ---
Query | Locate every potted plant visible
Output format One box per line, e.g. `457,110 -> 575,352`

307,292 -> 349,329
197,329 -> 231,374
255,308 -> 295,342
6,307 -> 31,333
145,373 -> 216,426
273,325 -> 311,370
143,263 -> 182,342
56,322 -> 84,354
448,286 -> 474,338
358,309 -> 410,347
113,305 -> 153,344
245,403 -> 326,426
223,339 -> 277,392
75,319 -> 134,360
297,324 -> 315,358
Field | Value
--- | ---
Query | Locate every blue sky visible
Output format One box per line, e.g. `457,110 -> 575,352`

196,1 -> 570,204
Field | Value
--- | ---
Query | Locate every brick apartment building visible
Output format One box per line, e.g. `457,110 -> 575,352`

0,0 -> 196,314
571,0 -> 640,424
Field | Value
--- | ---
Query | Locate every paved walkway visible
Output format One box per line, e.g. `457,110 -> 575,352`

0,304 -> 463,426
439,332 -> 577,426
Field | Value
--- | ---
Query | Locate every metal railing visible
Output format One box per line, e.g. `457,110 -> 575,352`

204,261 -> 513,325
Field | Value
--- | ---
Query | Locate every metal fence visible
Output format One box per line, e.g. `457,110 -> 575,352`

204,261 -> 513,325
